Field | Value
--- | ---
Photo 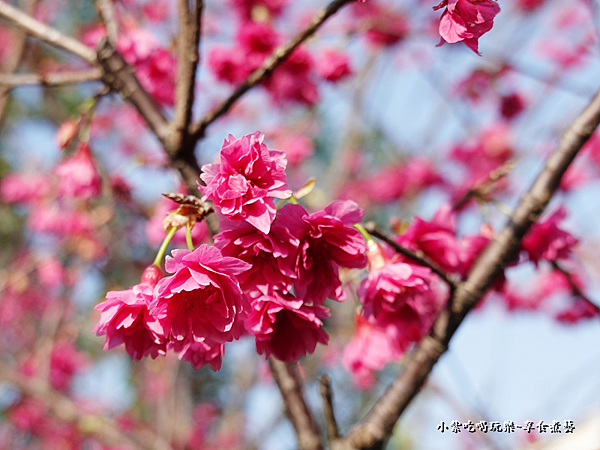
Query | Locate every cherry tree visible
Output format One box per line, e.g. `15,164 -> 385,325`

1,0 -> 600,449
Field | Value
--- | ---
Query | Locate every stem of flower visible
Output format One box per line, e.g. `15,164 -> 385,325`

353,223 -> 374,244
153,226 -> 178,267
185,223 -> 195,251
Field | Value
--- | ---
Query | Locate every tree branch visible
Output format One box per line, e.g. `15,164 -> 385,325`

335,86 -> 600,450
0,0 -> 38,126
0,68 -> 103,87
188,0 -> 354,140
320,375 -> 339,444
0,1 -> 97,64
172,0 -> 202,152
364,222 -> 458,291
269,357 -> 323,450
95,0 -> 119,45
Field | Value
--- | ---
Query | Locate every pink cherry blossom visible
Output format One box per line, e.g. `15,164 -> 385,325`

49,341 -> 88,392
263,46 -> 319,105
555,298 -> 600,324
396,204 -> 462,273
214,214 -> 299,295
173,338 -> 225,371
352,2 -> 409,48
284,201 -> 368,305
54,142 -> 102,200
434,0 -> 500,55
500,93 -> 526,120
93,265 -> 167,361
200,132 -> 292,234
317,49 -> 352,82
151,245 -> 251,346
358,259 -> 435,318
0,172 -> 51,204
244,290 -> 329,362
521,206 -> 578,265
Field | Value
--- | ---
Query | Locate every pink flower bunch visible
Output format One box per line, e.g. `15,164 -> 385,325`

95,247 -> 250,370
434,0 -> 500,55
209,21 -> 279,85
245,291 -> 329,362
317,49 -> 353,83
151,245 -> 251,347
117,28 -> 176,106
93,265 -> 167,361
352,2 -> 409,47
200,132 -> 292,234
0,172 -> 51,205
213,200 -> 368,361
363,158 -> 443,203
54,142 -> 102,201
521,206 -> 578,265
396,204 -> 462,273
208,23 -> 319,105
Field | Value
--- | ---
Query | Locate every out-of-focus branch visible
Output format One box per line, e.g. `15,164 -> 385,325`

551,260 -> 600,312
188,0 -> 354,140
452,159 -> 515,210
332,86 -> 600,450
269,357 -> 323,450
0,1 -> 97,64
172,0 -> 202,152
0,0 -> 38,126
95,0 -> 119,45
320,375 -> 339,445
364,222 -> 458,291
0,68 -> 103,87
96,39 -> 171,146
0,361 -> 172,450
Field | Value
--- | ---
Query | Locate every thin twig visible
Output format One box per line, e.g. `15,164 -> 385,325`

364,222 -> 458,291
320,375 -> 340,444
551,260 -> 600,311
188,0 -> 354,140
95,0 -> 119,45
335,85 -> 600,450
269,357 -> 323,450
453,159 -> 516,210
0,1 -> 97,64
0,68 -> 103,87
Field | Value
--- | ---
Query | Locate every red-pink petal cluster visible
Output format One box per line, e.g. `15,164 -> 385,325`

93,265 -> 166,361
54,142 -> 102,201
317,49 -> 353,83
200,132 -> 292,234
288,201 -> 369,305
245,291 -> 329,361
521,206 -> 578,265
434,0 -> 500,55
151,245 -> 251,346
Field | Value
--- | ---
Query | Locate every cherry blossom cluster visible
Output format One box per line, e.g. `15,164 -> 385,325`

94,132 -> 368,368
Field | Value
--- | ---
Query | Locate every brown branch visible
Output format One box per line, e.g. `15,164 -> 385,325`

96,39 -> 170,149
0,0 -> 38,126
188,0 -> 354,140
0,68 -> 103,87
95,0 -> 119,45
364,222 -> 458,291
172,0 -> 202,152
0,1 -> 97,64
335,86 -> 600,450
453,159 -> 516,210
320,375 -> 339,444
268,357 -> 323,450
0,361 -> 172,450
